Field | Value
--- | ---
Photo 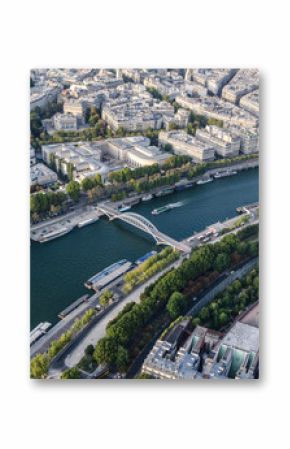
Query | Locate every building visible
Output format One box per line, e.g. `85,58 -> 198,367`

226,124 -> 259,154
30,84 -> 61,111
142,321 -> 221,380
100,136 -> 171,167
187,68 -> 237,95
30,163 -> 58,186
120,68 -> 151,83
163,108 -> 190,130
41,136 -> 171,181
30,146 -> 36,166
221,69 -> 259,105
203,321 -> 259,379
240,89 -> 259,117
159,130 -> 215,162
102,100 -> 164,132
179,81 -> 208,98
195,125 -> 241,157
63,99 -> 87,117
42,113 -> 81,133
175,95 -> 258,128
142,302 -> 259,380
42,141 -> 109,182
143,73 -> 183,100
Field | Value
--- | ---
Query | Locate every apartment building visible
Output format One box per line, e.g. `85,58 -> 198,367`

159,130 -> 215,162
221,69 -> 259,105
196,125 -> 241,157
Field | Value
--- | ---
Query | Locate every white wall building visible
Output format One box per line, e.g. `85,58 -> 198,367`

226,125 -> 259,154
196,125 -> 241,157
240,89 -> 259,117
30,163 -> 58,186
221,69 -> 259,105
159,130 -> 215,162
175,95 -> 258,128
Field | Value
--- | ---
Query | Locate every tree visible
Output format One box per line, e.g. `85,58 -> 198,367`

99,289 -> 113,307
61,368 -> 81,379
218,311 -> 229,327
166,291 -> 187,319
66,180 -> 80,202
213,252 -> 230,272
81,177 -> 96,192
93,336 -> 118,365
192,317 -> 201,327
30,354 -> 49,379
85,344 -> 95,357
199,306 -> 210,321
115,346 -> 129,372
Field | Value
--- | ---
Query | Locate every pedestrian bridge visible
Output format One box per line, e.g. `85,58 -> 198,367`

97,204 -> 191,253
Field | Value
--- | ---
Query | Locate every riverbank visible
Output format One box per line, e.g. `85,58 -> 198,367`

31,158 -> 258,243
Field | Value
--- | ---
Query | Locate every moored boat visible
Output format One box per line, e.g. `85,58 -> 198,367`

214,170 -> 238,179
142,194 -> 153,201
39,226 -> 73,243
196,177 -> 213,185
155,187 -> 174,197
119,204 -> 131,212
78,216 -> 99,228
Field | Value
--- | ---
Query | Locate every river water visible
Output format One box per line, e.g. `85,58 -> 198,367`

31,168 -> 259,329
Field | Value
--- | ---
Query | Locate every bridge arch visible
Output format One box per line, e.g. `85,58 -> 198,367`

97,204 -> 190,252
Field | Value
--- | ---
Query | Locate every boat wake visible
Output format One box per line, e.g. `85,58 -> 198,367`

169,201 -> 184,208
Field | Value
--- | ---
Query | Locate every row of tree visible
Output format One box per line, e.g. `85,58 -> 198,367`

30,191 -> 67,214
99,289 -> 114,307
123,247 -> 179,294
92,229 -> 259,372
107,155 -> 191,185
30,308 -> 95,379
191,267 -> 259,330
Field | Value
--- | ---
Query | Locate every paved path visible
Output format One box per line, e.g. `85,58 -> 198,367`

48,256 -> 184,376
30,292 -> 100,358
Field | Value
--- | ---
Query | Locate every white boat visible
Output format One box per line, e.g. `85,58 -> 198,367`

151,202 -> 183,215
39,226 -> 73,242
196,177 -> 213,185
142,194 -> 153,201
214,170 -> 238,179
78,216 -> 99,228
119,205 -> 131,212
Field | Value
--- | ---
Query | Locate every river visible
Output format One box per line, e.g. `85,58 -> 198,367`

30,168 -> 259,329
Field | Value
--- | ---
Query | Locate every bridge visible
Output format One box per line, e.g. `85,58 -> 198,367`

97,204 -> 191,253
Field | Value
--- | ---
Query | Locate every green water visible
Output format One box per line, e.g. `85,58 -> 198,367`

31,168 -> 259,329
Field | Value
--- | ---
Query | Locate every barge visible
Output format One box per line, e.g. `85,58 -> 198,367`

85,259 -> 132,291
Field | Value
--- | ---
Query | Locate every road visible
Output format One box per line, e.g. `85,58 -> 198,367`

30,292 -> 100,358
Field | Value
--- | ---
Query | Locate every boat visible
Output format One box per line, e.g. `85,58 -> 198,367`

78,216 -> 99,228
119,204 -> 131,212
85,259 -> 132,291
152,205 -> 171,215
151,202 -> 183,215
142,194 -> 153,201
196,177 -> 213,185
39,226 -> 73,242
155,187 -> 174,197
175,179 -> 193,191
30,322 -> 52,346
135,250 -> 157,265
213,170 -> 238,179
